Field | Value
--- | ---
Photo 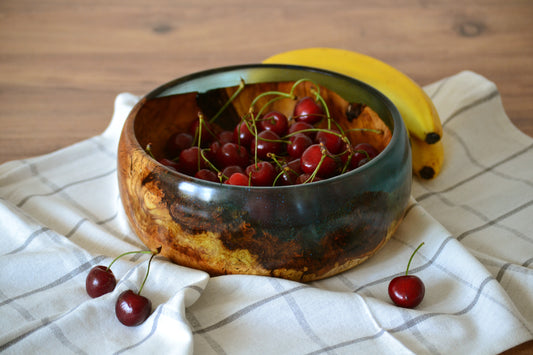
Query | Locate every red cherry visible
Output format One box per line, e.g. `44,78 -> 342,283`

178,147 -> 206,176
340,149 -> 370,171
221,165 -> 244,179
115,290 -> 152,326
287,133 -> 313,159
204,140 -> 221,163
233,120 -> 255,147
295,173 -> 322,184
275,159 -> 302,186
217,130 -> 234,145
300,144 -> 338,178
388,275 -> 425,309
258,111 -> 288,136
86,265 -> 116,298
158,158 -> 180,171
215,142 -> 250,168
225,172 -> 249,186
165,132 -> 193,158
288,121 -> 316,140
315,129 -> 344,154
251,130 -> 283,160
388,242 -> 425,308
195,169 -> 219,182
340,149 -> 357,171
353,143 -> 379,160
341,142 -> 379,170
245,161 -> 276,186
189,119 -> 216,147
293,96 -> 324,124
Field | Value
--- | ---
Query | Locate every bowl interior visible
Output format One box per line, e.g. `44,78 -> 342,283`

132,64 -> 398,177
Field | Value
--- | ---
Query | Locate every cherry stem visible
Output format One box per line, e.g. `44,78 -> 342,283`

199,148 -> 213,168
269,153 -> 297,186
106,246 -> 162,272
272,169 -> 285,186
146,142 -> 179,163
289,78 -> 320,98
347,128 -> 384,135
195,112 -> 209,171
236,113 -> 261,168
196,112 -> 204,148
310,88 -> 332,128
267,152 -> 283,168
250,90 -> 294,112
256,95 -> 288,118
248,111 -> 259,165
145,143 -> 155,160
199,148 -> 225,182
405,242 -> 424,275
283,127 -> 343,140
210,78 -> 246,123
339,147 -> 370,174
138,246 -> 162,296
304,143 -> 328,183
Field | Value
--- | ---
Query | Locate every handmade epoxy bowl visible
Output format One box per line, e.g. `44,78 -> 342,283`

117,64 -> 411,282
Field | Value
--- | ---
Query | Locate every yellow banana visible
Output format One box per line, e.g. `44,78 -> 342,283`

410,136 -> 444,180
263,47 -> 444,179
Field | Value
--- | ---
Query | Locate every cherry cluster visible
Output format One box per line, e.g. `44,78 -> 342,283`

85,247 -> 161,326
152,79 -> 382,186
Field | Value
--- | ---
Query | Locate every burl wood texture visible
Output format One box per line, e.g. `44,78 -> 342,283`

117,81 -> 407,282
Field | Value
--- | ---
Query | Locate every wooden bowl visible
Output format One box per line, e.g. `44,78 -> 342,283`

117,64 -> 411,282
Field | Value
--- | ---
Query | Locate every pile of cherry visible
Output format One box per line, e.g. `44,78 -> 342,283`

151,80 -> 382,186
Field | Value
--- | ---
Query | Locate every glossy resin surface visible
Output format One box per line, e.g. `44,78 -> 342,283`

117,64 -> 411,281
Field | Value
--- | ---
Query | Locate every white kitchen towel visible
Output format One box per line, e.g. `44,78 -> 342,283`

0,70 -> 531,354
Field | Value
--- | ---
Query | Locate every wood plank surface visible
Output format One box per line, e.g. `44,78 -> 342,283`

0,1 -> 532,352
1,0 -> 532,165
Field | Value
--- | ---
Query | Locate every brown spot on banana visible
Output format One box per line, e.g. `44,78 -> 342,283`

410,136 -> 444,180
425,132 -> 441,144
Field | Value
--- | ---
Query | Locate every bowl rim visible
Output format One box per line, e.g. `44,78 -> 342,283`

128,63 -> 406,190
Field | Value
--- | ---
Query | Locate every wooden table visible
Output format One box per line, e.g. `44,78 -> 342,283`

1,0 -> 532,165
0,0 -> 531,353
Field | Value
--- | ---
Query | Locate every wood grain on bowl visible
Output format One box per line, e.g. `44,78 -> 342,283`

118,75 -> 410,282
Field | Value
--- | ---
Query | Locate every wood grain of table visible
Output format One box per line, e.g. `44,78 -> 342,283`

0,1 -> 531,353
1,0 -> 532,165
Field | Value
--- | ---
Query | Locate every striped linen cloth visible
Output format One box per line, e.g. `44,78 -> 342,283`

0,71 -> 532,354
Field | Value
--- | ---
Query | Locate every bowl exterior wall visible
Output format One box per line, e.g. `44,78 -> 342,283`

117,65 -> 411,282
